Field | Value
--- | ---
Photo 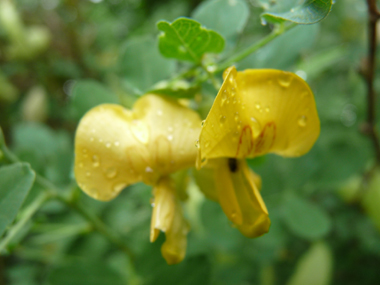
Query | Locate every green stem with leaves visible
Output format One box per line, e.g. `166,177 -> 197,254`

216,23 -> 297,73
0,191 -> 50,252
0,143 -> 136,274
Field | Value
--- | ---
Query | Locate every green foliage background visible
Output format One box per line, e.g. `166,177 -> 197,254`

0,0 -> 379,284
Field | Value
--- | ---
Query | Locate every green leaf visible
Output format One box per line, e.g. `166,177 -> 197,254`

0,163 -> 35,237
70,80 -> 119,120
157,18 -> 225,62
261,0 -> 333,25
137,236 -> 212,285
149,86 -> 200,99
12,122 -> 73,185
286,242 -> 333,285
0,126 -> 4,147
48,261 -> 125,285
192,0 -> 249,38
282,194 -> 331,240
362,169 -> 380,233
119,37 -> 176,93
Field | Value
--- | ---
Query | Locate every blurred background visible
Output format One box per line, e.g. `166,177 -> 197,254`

0,0 -> 379,284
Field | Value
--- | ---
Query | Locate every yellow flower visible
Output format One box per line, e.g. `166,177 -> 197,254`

74,94 -> 201,264
196,66 -> 320,237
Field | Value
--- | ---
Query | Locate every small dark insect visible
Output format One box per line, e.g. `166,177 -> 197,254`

228,158 -> 238,172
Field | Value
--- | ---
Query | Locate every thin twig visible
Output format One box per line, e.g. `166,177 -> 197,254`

364,0 -> 380,164
0,192 -> 51,252
215,22 -> 297,73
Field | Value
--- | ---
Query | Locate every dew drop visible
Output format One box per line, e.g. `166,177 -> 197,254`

298,115 -> 307,127
105,167 -> 117,179
219,115 -> 226,125
167,134 -> 173,141
201,120 -> 206,127
86,171 -> 91,177
255,102 -> 261,110
278,73 -> 293,88
114,141 -> 120,147
113,182 -> 127,193
168,126 -> 173,132
157,109 -> 163,116
106,142 -> 111,148
98,138 -> 103,143
78,162 -> 84,168
195,140 -> 200,148
89,137 -> 94,142
234,112 -> 239,122
145,166 -> 154,173
231,212 -> 238,222
265,106 -> 270,113
92,155 -> 100,167
131,120 -> 150,144
89,188 -> 98,196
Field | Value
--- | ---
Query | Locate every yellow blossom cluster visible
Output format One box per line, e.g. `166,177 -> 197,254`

74,66 -> 320,264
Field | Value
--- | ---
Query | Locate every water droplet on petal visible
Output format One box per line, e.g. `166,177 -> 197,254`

114,141 -> 120,147
231,212 -> 238,222
219,115 -> 226,125
145,166 -> 154,173
92,155 -> 100,167
167,134 -> 173,141
89,137 -> 94,142
278,72 -> 293,88
234,112 -> 239,122
89,188 -> 98,197
298,115 -> 307,127
106,142 -> 111,148
131,120 -> 150,144
168,126 -> 173,132
113,182 -> 127,193
195,140 -> 200,148
105,167 -> 117,179
255,102 -> 261,110
78,162 -> 84,168
157,110 -> 163,116
265,106 -> 270,113
86,171 -> 91,177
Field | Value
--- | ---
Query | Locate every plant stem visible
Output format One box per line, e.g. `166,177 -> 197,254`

365,0 -> 380,164
0,191 -> 50,252
216,23 -> 297,73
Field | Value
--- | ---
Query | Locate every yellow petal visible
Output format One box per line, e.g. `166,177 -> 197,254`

135,95 -> 201,177
211,158 -> 270,238
74,104 -> 146,201
74,94 -> 201,201
197,67 -> 320,167
150,176 -> 188,264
